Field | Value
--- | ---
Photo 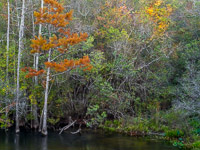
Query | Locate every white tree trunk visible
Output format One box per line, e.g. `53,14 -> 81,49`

16,0 -> 25,133
5,0 -> 10,130
6,0 -> 10,84
35,0 -> 43,85
42,50 -> 51,135
31,0 -> 35,129
33,0 -> 43,130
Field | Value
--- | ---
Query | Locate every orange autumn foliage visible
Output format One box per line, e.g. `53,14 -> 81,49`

22,67 -> 45,78
25,0 -> 92,79
44,55 -> 92,72
31,1 -> 88,54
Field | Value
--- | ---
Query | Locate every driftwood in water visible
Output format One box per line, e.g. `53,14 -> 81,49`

71,123 -> 82,135
59,120 -> 77,134
71,128 -> 81,134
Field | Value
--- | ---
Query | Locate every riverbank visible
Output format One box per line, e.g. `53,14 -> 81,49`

1,118 -> 199,150
99,118 -> 200,150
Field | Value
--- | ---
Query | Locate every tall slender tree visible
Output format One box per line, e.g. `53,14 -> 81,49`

5,0 -> 10,128
6,0 -> 10,85
23,0 -> 92,135
16,0 -> 25,133
32,0 -> 44,130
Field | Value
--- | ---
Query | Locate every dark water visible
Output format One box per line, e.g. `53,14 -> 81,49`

0,130 -> 177,150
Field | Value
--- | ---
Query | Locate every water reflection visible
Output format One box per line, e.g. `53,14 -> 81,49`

0,130 -> 177,150
15,134 -> 19,150
41,136 -> 47,150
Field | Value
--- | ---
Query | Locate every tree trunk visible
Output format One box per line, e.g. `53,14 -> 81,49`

16,0 -> 25,133
35,0 -> 43,86
31,0 -> 36,129
33,0 -> 44,130
41,50 -> 51,135
5,0 -> 10,130
38,108 -> 43,132
6,0 -> 10,85
30,0 -> 45,130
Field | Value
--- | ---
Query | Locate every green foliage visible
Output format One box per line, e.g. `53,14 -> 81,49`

102,118 -> 150,135
192,141 -> 200,149
48,118 -> 60,126
82,36 -> 94,51
86,104 -> 107,127
89,50 -> 106,74
105,27 -> 129,44
93,76 -> 114,101
161,110 -> 187,129
172,140 -> 185,149
0,114 -> 13,129
190,117 -> 200,135
104,120 -> 112,127
165,130 -> 184,138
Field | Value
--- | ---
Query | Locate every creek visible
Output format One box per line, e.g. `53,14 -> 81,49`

0,130 -> 177,150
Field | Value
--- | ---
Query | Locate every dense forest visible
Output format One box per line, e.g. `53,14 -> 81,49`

0,0 -> 199,149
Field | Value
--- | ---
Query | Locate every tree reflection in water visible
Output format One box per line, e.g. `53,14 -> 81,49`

0,130 -> 178,150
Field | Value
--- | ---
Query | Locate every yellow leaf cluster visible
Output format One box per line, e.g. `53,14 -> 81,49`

155,0 -> 162,6
146,0 -> 173,37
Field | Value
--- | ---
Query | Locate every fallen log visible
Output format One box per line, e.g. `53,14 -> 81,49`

59,120 -> 77,134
